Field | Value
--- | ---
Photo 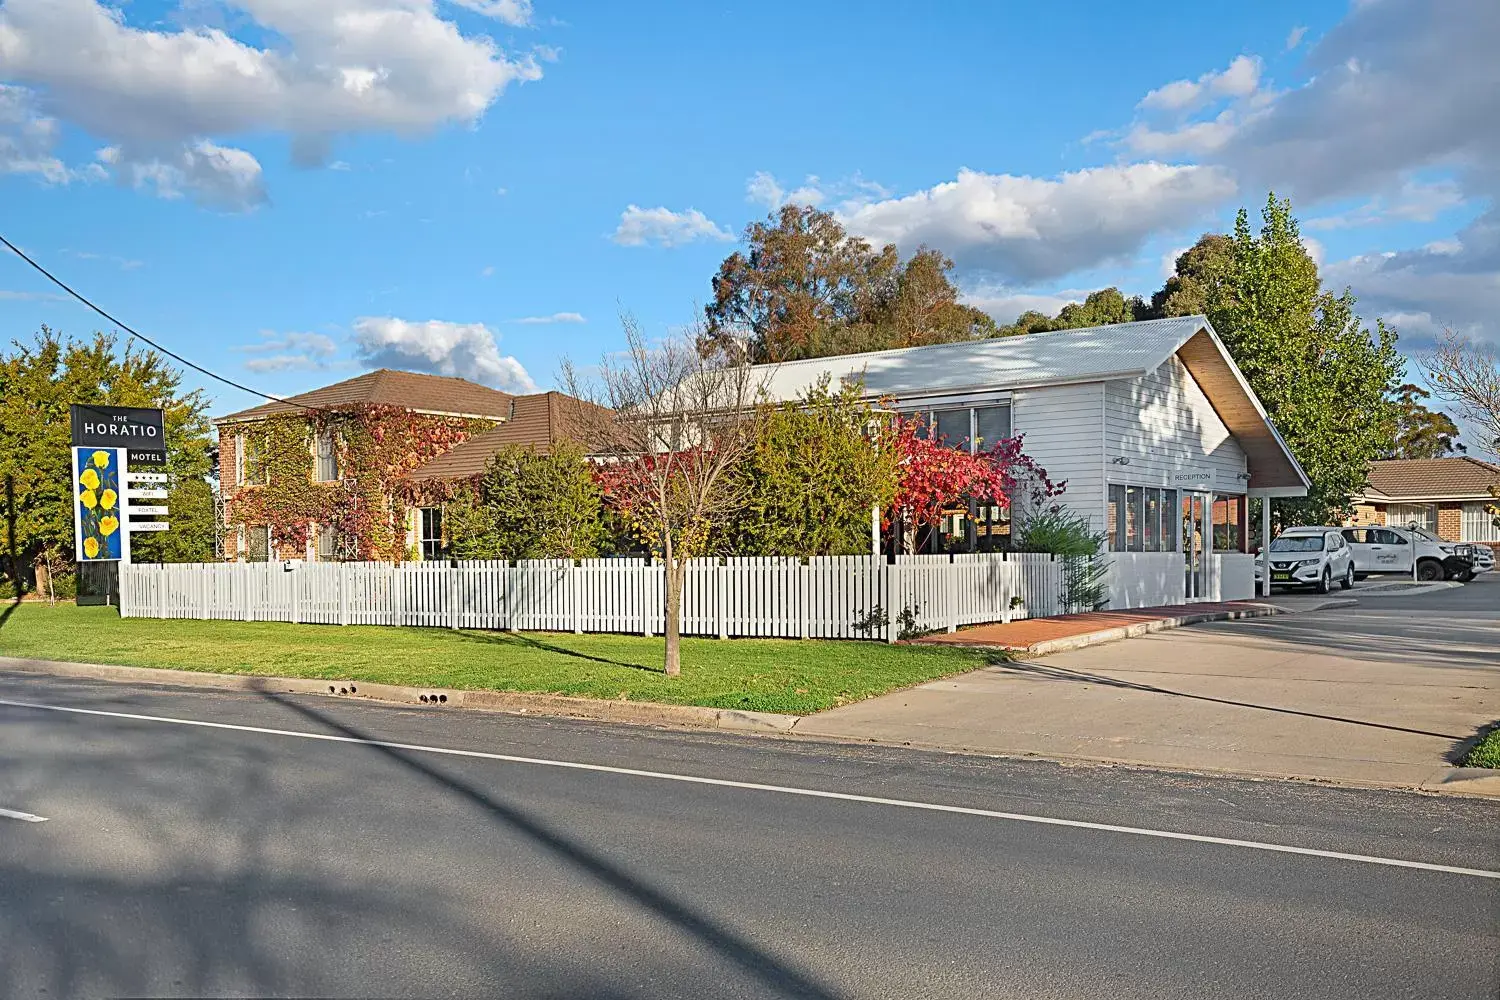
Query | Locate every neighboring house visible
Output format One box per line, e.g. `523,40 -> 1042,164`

1349,457 -> 1500,550
215,370 -> 590,562
751,315 -> 1309,598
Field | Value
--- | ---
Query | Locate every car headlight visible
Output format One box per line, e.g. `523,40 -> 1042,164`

1296,559 -> 1320,568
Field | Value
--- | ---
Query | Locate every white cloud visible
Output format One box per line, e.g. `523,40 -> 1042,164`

445,0 -> 533,25
0,84 -> 81,183
1306,178 -> 1466,230
98,141 -> 267,211
513,312 -> 586,324
746,171 -> 890,213
480,265 -> 495,277
0,288 -> 65,301
837,164 -> 1235,284
1210,0 -> 1499,204
1286,25 -> 1308,50
612,205 -> 733,247
1138,55 -> 1262,113
959,286 -> 1098,325
351,316 -> 537,391
0,0 -> 544,206
236,330 -> 339,372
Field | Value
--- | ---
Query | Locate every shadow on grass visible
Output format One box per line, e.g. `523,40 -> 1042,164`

264,691 -> 843,1000
994,658 -> 1468,741
451,629 -> 665,675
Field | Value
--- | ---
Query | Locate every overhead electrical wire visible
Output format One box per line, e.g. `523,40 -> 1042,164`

0,232 -> 319,414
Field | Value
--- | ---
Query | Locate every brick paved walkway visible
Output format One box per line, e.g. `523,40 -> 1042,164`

913,601 -> 1275,651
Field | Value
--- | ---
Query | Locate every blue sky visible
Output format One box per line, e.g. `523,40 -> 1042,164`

1,0 -> 1495,431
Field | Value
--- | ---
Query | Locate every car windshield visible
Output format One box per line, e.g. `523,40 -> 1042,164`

1270,535 -> 1324,552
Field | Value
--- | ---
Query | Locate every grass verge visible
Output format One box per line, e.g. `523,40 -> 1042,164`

0,602 -> 996,715
1462,726 -> 1500,768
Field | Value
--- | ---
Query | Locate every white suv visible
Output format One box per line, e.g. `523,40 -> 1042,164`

1255,527 -> 1356,593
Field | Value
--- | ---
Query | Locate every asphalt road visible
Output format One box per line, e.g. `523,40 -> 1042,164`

1,672 -> 1496,1000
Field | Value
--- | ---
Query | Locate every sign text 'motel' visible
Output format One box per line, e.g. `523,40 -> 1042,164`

69,404 -> 167,467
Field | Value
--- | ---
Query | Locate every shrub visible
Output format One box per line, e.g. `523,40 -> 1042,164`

1016,507 -> 1109,613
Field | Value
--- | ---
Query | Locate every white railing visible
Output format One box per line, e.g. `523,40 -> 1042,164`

1209,553 -> 1256,602
119,553 -> 1069,640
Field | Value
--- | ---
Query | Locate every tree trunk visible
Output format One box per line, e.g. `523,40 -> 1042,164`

663,555 -> 684,676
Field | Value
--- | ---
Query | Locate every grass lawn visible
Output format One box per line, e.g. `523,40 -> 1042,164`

0,602 -> 996,715
1463,726 -> 1500,768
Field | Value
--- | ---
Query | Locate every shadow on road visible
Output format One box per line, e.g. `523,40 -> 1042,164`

265,691 -> 841,1000
994,658 -> 1469,741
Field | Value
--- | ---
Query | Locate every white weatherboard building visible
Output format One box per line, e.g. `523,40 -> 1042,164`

753,316 -> 1309,603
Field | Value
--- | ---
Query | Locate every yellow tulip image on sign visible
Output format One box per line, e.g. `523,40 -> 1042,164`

75,448 -> 122,561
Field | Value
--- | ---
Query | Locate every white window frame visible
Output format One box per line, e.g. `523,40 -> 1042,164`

312,430 -> 340,483
1461,502 -> 1500,543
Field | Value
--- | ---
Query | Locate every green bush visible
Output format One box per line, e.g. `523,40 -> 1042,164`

1016,507 -> 1109,613
1463,726 -> 1500,768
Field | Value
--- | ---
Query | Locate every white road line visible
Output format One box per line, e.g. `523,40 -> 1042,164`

1,695 -> 1495,881
0,807 -> 47,823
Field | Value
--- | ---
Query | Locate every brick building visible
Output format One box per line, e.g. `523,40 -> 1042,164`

1349,457 -> 1500,551
216,370 -> 589,562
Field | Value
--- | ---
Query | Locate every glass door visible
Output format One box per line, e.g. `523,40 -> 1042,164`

1182,492 -> 1209,601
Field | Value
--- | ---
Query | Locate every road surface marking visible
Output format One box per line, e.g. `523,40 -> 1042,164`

0,807 -> 47,823
1,695 -> 1495,880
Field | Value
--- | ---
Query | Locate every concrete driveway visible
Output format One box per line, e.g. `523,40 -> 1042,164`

800,573 -> 1500,790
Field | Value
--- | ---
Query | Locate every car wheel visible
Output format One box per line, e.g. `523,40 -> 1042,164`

1317,567 -> 1332,594
1340,564 -> 1354,590
1416,559 -> 1443,582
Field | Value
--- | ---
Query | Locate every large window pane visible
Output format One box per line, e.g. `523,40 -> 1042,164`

314,431 -> 339,482
974,406 -> 1011,451
1161,489 -> 1178,551
420,507 -> 445,561
1144,488 -> 1161,551
934,409 -> 970,450
1126,487 -> 1144,552
1108,484 -> 1125,552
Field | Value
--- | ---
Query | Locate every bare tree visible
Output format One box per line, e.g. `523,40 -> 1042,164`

560,315 -> 763,676
1419,328 -> 1500,460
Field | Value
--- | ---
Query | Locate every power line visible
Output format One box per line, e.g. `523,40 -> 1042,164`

0,233 -> 315,413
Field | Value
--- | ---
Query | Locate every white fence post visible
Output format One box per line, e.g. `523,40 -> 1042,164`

884,560 -> 896,644
338,563 -> 349,626
798,562 -> 809,641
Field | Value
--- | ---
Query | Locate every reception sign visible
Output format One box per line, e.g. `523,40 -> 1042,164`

74,448 -> 127,562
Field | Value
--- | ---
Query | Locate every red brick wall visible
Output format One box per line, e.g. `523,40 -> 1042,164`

1348,503 -> 1383,527
1437,504 -> 1463,543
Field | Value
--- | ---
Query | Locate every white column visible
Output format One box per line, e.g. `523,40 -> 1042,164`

1260,496 -> 1273,598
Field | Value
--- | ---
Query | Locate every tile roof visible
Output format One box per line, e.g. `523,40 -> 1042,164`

1363,457 -> 1500,500
216,369 -> 518,422
407,392 -> 605,481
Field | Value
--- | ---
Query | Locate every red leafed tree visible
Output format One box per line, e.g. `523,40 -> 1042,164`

888,415 -> 1059,543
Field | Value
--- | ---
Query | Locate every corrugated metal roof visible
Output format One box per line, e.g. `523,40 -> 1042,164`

751,315 -> 1211,401
216,369 -> 517,422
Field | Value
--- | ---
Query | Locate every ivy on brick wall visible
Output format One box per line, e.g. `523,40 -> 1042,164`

226,404 -> 493,561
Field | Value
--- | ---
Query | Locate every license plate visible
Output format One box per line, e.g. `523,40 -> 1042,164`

1271,572 -> 1292,582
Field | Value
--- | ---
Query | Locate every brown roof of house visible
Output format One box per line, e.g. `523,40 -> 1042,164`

406,392 -> 607,481
215,369 -> 518,423
1362,457 -> 1500,500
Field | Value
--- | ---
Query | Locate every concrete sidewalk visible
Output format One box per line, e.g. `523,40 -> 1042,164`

913,601 -> 1286,655
802,583 -> 1500,793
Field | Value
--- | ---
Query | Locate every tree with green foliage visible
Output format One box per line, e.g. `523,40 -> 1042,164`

444,442 -> 606,561
1383,383 -> 1464,459
702,205 -> 995,362
0,328 -> 215,592
992,287 -> 1150,338
722,377 -> 899,556
1155,195 -> 1403,522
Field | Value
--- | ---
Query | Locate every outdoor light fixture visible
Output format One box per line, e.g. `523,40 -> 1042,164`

1111,456 -> 1131,465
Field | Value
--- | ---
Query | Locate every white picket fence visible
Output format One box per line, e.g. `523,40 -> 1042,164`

119,553 -> 1067,641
